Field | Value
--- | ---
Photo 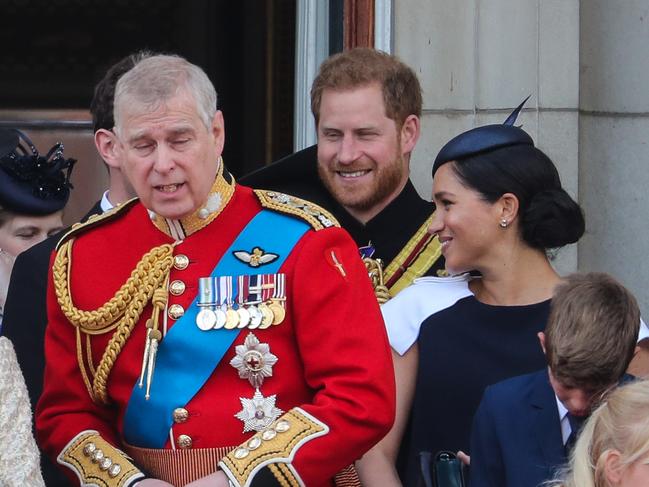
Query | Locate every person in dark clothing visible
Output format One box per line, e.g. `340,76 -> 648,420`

357,102 -> 587,485
470,272 -> 642,487
1,51 -> 145,486
241,48 -> 444,300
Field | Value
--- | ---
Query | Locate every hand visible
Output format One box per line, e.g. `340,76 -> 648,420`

457,450 -> 470,466
136,479 -> 175,486
184,471 -> 230,487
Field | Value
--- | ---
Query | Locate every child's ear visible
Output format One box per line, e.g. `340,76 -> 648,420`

603,450 -> 624,485
537,332 -> 547,355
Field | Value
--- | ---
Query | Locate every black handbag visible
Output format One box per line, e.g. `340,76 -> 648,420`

418,451 -> 465,487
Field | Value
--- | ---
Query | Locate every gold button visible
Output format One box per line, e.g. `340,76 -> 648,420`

173,407 -> 189,423
174,254 -> 190,270
169,280 -> 186,296
177,434 -> 193,449
168,304 -> 185,320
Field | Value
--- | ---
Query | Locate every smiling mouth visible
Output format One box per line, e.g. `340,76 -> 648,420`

337,170 -> 370,179
438,237 -> 452,250
155,183 -> 183,193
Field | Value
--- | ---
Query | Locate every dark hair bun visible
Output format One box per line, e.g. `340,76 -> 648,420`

521,189 -> 585,249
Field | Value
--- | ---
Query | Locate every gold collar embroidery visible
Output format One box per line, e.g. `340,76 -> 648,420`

149,160 -> 235,239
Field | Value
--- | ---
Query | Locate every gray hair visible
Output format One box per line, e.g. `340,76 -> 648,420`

113,54 -> 217,133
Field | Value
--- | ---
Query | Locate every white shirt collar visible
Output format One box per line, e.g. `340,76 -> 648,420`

100,190 -> 114,212
555,395 -> 571,444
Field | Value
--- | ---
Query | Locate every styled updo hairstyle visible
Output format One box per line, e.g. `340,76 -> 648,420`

444,144 -> 585,250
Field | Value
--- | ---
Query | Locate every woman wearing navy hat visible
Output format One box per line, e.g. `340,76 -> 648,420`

0,128 -> 75,326
0,128 -> 73,486
357,103 -> 588,485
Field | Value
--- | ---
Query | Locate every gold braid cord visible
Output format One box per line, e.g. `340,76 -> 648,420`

53,239 -> 175,404
363,257 -> 391,304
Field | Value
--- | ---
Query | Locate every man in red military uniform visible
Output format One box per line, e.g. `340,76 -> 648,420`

36,54 -> 395,487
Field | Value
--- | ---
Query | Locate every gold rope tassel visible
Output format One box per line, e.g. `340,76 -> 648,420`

363,258 -> 391,304
53,239 -> 175,403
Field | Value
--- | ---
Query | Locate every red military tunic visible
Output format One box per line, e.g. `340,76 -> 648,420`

36,170 -> 395,487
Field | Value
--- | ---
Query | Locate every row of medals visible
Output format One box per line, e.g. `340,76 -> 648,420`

195,275 -> 286,331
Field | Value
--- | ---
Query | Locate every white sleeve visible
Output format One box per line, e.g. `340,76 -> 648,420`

638,317 -> 649,342
381,275 -> 473,355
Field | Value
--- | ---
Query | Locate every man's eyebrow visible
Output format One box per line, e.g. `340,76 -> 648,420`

168,126 -> 194,137
127,130 -> 151,145
127,126 -> 195,144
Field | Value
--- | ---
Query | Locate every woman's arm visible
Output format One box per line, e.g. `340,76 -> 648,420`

356,344 -> 419,486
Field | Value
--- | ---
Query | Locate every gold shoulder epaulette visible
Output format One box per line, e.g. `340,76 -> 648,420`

56,198 -> 140,251
254,189 -> 339,231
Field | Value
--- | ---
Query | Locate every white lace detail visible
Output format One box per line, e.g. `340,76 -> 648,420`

0,337 -> 45,486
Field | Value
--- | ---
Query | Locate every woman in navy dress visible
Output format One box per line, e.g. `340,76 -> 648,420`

357,103 -> 586,486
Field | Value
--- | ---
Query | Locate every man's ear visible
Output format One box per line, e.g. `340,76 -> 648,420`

399,114 -> 420,156
538,332 -> 547,355
603,450 -> 624,485
210,110 -> 226,156
94,129 -> 120,169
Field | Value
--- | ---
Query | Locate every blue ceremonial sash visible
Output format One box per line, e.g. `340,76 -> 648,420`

123,210 -> 309,448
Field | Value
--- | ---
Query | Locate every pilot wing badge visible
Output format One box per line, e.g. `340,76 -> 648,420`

233,247 -> 279,268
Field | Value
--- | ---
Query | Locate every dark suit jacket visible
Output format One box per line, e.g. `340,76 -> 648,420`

241,145 -> 444,275
2,200 -> 102,487
469,369 -> 566,487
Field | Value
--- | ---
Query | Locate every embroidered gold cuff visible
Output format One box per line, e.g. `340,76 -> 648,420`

219,408 -> 329,487
57,430 -> 144,487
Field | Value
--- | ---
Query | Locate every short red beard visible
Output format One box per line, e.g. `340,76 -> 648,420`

318,151 -> 406,214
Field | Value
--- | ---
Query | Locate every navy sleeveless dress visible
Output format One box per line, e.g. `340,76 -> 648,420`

400,296 -> 550,485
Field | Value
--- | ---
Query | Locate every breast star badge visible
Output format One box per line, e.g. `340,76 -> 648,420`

235,389 -> 284,433
230,333 -> 278,388
233,247 -> 279,267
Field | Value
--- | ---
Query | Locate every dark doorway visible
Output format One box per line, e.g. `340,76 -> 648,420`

0,0 -> 296,176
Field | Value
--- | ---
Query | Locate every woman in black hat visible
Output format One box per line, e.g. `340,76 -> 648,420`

0,129 -> 75,327
357,104 -> 588,485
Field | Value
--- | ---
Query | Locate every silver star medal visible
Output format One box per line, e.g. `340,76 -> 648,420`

230,333 -> 278,388
235,389 -> 284,432
231,333 -> 282,432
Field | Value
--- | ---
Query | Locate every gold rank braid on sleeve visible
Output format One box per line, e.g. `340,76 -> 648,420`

53,239 -> 175,404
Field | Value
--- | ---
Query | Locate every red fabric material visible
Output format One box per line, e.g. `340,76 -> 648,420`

36,184 -> 395,486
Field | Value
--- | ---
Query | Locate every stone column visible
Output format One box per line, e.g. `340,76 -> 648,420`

579,0 -> 649,314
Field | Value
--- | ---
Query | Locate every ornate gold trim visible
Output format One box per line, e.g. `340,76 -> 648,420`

150,159 -> 235,238
57,430 -> 143,487
56,198 -> 140,251
219,407 -> 328,487
54,238 -> 175,403
383,213 -> 442,296
254,190 -> 340,231
268,463 -> 300,487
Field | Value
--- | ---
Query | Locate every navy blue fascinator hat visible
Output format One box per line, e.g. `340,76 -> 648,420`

0,128 -> 76,215
429,96 -> 585,250
432,96 -> 532,176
